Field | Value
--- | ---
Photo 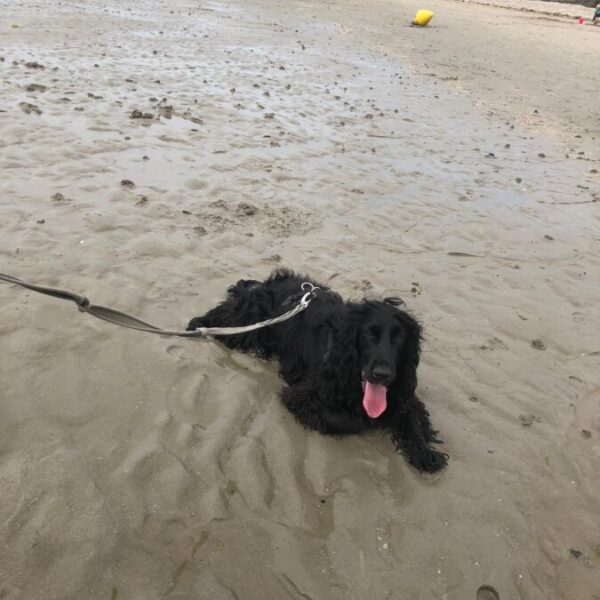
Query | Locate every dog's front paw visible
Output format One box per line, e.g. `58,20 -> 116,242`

404,444 -> 449,474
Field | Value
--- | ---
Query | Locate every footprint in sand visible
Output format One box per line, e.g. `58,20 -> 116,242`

167,344 -> 183,357
166,344 -> 193,367
477,585 -> 500,600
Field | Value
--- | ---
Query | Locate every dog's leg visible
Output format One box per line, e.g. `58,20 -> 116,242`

391,397 -> 448,473
186,276 -> 277,356
281,384 -> 367,435
187,278 -> 268,334
187,302 -> 268,355
187,303 -> 235,333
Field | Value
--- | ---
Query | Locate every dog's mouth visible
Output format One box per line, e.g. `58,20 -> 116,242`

361,378 -> 387,419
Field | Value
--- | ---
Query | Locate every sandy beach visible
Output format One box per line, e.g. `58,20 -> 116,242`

1,0 -> 599,598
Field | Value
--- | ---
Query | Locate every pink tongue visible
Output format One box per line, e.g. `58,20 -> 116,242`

363,382 -> 387,418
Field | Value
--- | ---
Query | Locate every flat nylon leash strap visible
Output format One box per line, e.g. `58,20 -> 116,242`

0,272 -> 316,338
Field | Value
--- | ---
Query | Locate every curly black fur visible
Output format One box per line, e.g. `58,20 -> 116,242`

187,269 -> 448,473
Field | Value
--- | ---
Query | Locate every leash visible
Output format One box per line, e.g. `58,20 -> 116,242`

0,272 -> 319,339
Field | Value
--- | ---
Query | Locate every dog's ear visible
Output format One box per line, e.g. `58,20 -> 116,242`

394,309 -> 422,400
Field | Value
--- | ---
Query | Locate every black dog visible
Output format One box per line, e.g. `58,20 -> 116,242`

187,269 -> 448,473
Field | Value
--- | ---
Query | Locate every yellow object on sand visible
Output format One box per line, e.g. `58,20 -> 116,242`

413,9 -> 434,26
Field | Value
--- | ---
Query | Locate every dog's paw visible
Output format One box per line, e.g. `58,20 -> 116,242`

405,445 -> 449,474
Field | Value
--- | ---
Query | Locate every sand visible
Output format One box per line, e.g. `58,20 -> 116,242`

1,0 -> 599,598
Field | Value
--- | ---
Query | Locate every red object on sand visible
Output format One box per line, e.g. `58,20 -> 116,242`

578,17 -> 585,24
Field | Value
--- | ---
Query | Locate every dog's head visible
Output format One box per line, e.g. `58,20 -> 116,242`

353,298 -> 422,419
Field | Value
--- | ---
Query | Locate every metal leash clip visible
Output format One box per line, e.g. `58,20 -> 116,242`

300,282 -> 320,307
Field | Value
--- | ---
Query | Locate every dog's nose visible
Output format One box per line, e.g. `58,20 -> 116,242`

371,363 -> 393,383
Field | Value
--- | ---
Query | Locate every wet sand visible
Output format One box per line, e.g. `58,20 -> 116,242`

1,0 -> 599,599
